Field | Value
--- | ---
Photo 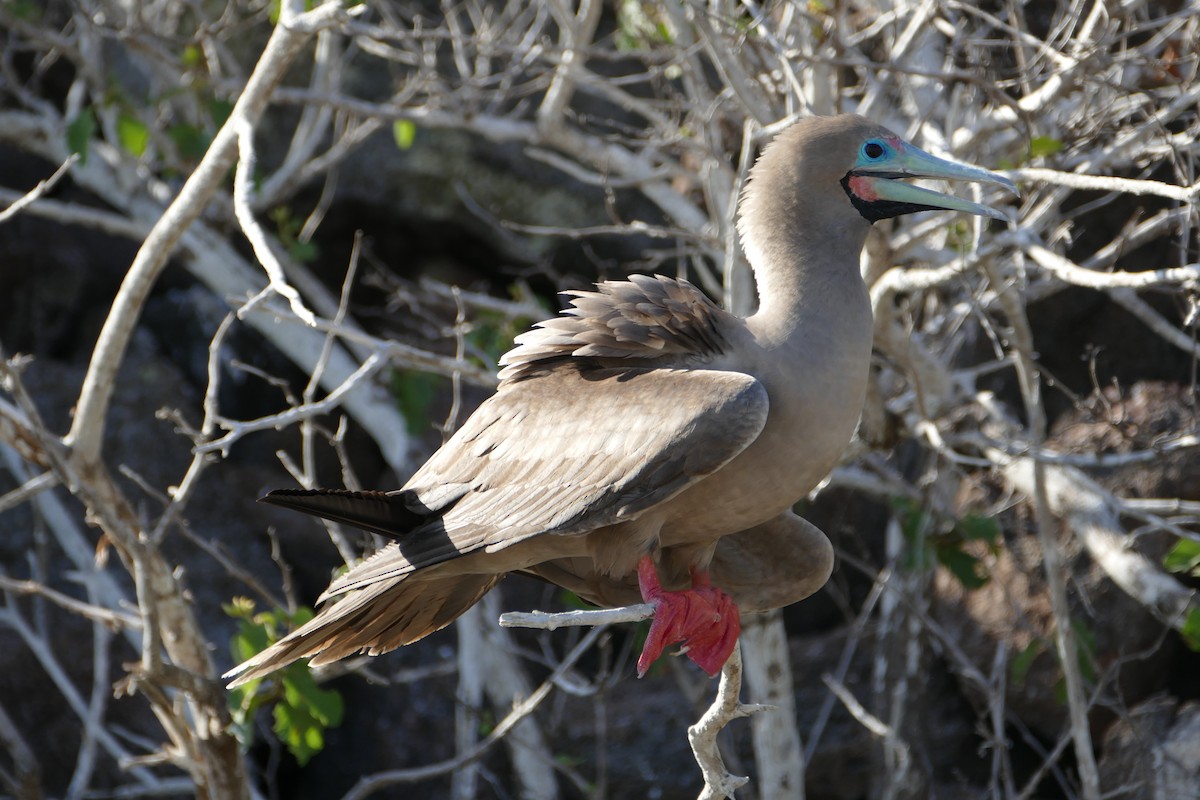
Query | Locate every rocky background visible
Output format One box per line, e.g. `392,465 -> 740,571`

0,1 -> 1197,799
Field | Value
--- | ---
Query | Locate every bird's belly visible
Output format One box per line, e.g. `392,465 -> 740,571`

659,373 -> 865,546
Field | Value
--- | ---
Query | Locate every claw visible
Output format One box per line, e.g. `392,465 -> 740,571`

636,555 -> 741,677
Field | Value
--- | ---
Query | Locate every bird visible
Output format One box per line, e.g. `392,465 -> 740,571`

226,114 -> 1015,687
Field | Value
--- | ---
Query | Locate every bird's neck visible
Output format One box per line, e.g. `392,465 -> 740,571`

742,221 -> 872,349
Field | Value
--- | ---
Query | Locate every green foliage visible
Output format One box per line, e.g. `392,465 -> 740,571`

208,97 -> 234,128
5,0 -> 41,20
392,119 -> 417,151
117,112 -> 150,157
1162,540 -> 1200,650
1028,136 -> 1064,159
892,499 -> 1002,588
66,110 -> 96,165
1009,640 -> 1043,688
167,122 -> 210,162
559,590 -> 599,611
269,206 -> 320,263
615,1 -> 674,51
181,43 -> 203,69
390,369 -> 444,436
1164,538 -> 1200,578
1010,618 -> 1099,701
1180,607 -> 1200,652
1052,619 -> 1098,704
225,598 -> 344,766
468,307 -> 536,366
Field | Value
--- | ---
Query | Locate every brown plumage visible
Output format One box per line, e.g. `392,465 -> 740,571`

226,114 -> 1015,687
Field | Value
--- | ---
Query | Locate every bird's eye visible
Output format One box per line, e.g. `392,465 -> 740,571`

862,140 -> 887,161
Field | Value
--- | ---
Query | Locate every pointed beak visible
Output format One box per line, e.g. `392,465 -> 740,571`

851,143 -> 1019,221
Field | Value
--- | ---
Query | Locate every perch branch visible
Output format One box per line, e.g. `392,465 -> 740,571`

501,604 -> 766,800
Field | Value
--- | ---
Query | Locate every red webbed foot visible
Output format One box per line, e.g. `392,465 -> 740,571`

636,555 -> 741,678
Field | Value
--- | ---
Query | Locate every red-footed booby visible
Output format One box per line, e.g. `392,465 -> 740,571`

226,114 -> 1015,687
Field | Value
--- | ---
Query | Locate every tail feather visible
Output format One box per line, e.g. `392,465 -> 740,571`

225,571 -> 500,687
258,488 -> 432,539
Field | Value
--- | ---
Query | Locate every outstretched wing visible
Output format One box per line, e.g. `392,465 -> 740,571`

273,363 -> 768,600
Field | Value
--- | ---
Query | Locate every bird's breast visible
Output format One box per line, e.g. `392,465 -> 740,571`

660,302 -> 873,546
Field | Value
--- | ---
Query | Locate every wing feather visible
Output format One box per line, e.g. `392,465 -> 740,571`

316,364 -> 767,599
498,275 -> 736,381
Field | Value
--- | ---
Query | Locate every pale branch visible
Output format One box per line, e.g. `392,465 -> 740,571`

0,153 -> 78,225
472,592 -> 558,800
1001,456 -> 1197,631
1108,288 -> 1200,357
821,674 -> 893,739
499,604 -> 655,630
689,645 -> 769,800
1013,167 -> 1200,202
0,600 -> 157,787
501,604 -> 766,800
0,700 -> 40,800
195,351 -> 387,457
64,0 -> 347,464
1123,498 -> 1200,516
740,612 -> 805,800
340,624 -> 607,800
0,469 -> 58,515
0,186 -> 151,242
232,116 -> 317,326
984,257 -> 1102,800
1024,239 -> 1200,291
66,611 -> 113,799
241,301 -> 499,388
0,575 -> 140,631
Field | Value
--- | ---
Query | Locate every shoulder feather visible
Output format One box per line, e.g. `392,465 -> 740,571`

497,274 -> 737,382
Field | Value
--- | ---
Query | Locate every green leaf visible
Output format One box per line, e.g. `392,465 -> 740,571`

223,596 -> 256,620
273,667 -> 344,765
269,0 -> 318,24
1010,640 -> 1042,688
224,601 -> 343,763
181,44 -> 202,69
392,119 -> 417,151
66,111 -> 95,165
956,513 -> 1001,544
1163,538 -> 1200,577
7,0 -> 40,20
231,620 -> 270,664
283,669 -> 343,727
117,113 -> 150,157
559,590 -> 599,611
467,308 -> 534,365
208,98 -> 234,127
391,369 -> 442,436
936,545 -> 989,589
268,205 -> 320,263
1070,618 -> 1098,685
168,122 -> 210,161
890,497 -> 932,542
1029,136 -> 1064,159
1180,607 -> 1200,652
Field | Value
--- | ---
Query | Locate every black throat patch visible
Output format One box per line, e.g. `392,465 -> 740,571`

841,174 -> 942,223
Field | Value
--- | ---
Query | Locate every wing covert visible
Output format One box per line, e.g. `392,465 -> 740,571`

321,364 -> 768,597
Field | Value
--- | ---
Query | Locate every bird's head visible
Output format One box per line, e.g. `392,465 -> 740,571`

742,115 -> 1017,234
736,115 -> 1019,281
837,118 -> 1018,223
